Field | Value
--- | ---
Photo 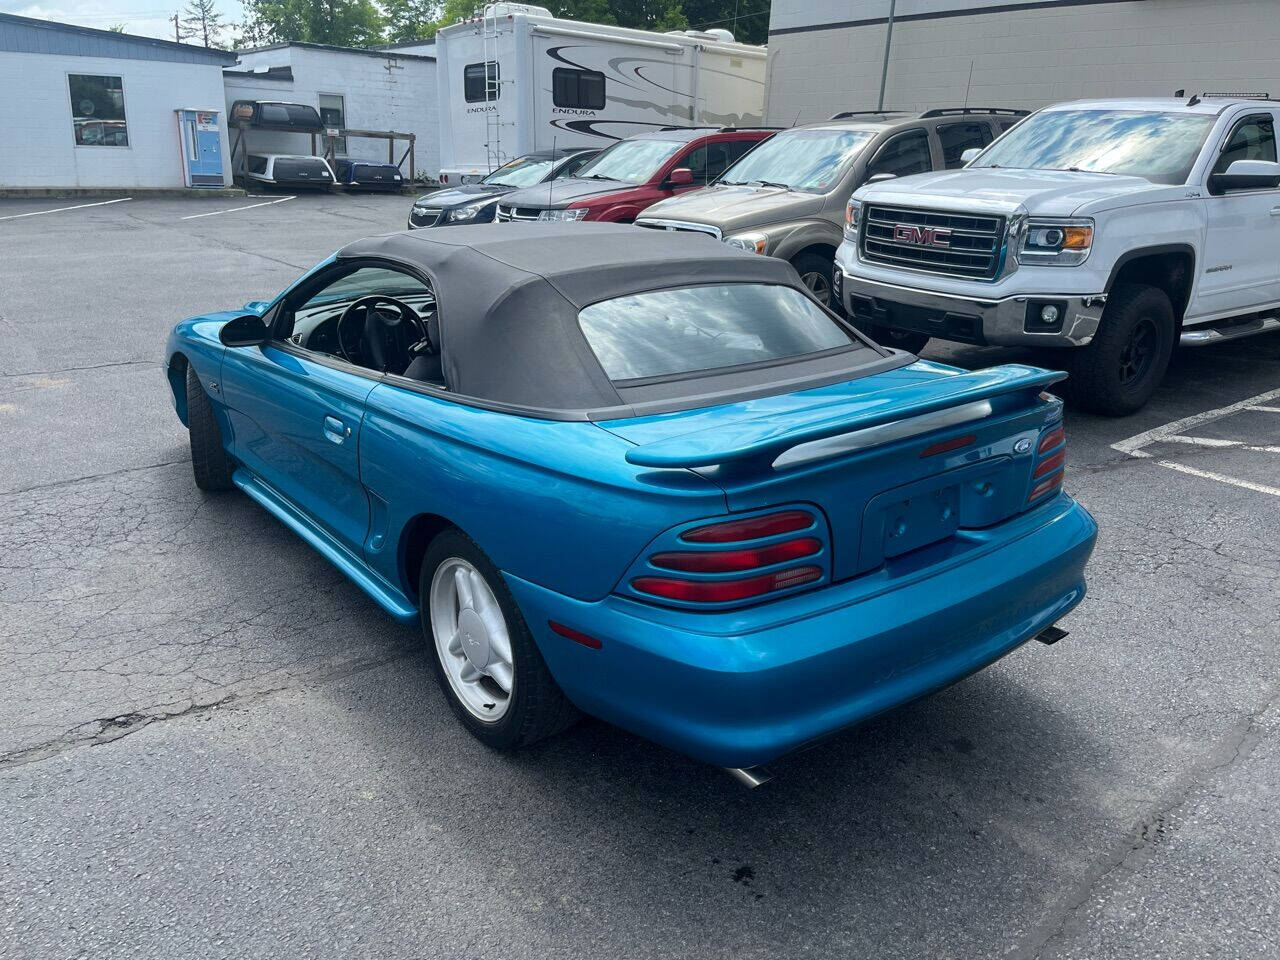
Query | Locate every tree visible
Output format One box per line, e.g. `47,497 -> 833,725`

106,22 -> 127,32
382,0 -> 474,44
181,0 -> 226,47
239,0 -> 386,48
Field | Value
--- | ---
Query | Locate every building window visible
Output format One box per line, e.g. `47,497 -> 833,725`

465,62 -> 499,103
552,67 -> 605,110
68,74 -> 128,146
319,93 -> 347,155
938,122 -> 993,168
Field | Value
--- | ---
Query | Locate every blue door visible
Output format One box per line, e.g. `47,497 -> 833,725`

179,109 -> 224,187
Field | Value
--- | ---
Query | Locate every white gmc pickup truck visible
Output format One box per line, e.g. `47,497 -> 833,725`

835,96 -> 1280,415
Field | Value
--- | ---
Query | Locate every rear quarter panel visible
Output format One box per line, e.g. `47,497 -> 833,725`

360,382 -> 729,601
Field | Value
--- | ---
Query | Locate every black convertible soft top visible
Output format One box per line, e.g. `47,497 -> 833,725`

336,223 -> 900,418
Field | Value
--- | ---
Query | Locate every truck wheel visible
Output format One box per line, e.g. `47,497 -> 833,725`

420,529 -> 579,750
185,363 -> 235,492
792,252 -> 835,308
1067,283 -> 1174,416
859,325 -> 931,355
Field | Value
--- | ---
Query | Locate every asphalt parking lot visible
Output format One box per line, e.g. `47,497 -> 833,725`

2,192 -> 1279,959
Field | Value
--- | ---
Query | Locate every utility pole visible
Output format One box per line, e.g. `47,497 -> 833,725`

171,12 -> 181,43
876,0 -> 896,111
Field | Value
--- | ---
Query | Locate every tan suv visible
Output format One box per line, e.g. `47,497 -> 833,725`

637,108 -> 1027,309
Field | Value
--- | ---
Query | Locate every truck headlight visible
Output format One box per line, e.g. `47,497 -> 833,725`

447,199 -> 496,222
539,207 -> 589,222
1017,218 -> 1093,266
844,198 -> 862,240
725,231 -> 767,254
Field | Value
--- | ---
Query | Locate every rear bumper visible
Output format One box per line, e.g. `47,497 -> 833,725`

835,246 -> 1106,348
506,495 -> 1097,768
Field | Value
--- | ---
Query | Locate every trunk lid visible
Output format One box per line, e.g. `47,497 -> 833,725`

599,362 -> 1064,581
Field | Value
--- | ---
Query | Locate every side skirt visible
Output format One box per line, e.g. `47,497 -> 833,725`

232,468 -> 419,625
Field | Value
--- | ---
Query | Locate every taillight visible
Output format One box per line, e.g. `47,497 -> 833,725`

1028,419 -> 1067,504
628,508 -> 828,607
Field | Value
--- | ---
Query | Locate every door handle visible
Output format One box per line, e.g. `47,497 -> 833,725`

1271,206 -> 1280,217
323,415 -> 350,444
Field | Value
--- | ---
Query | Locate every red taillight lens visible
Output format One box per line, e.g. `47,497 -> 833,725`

549,621 -> 602,650
633,566 -> 823,603
1027,471 -> 1064,502
1033,449 -> 1066,479
681,510 -> 813,543
919,433 -> 976,458
651,537 -> 822,573
1038,426 -> 1065,454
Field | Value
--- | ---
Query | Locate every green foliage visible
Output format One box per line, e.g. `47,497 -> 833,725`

181,0 -> 226,47
239,0 -> 387,48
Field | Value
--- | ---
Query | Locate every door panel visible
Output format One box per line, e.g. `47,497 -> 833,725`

220,344 -> 376,556
1198,112 -> 1280,314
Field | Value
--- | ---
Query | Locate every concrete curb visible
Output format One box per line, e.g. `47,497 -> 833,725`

0,187 -> 248,200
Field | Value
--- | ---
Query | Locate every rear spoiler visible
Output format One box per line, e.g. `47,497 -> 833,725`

623,365 -> 1064,469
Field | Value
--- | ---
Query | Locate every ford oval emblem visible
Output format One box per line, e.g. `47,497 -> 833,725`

1014,438 -> 1033,454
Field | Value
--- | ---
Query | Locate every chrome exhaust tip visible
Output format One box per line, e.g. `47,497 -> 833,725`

724,765 -> 774,788
1035,625 -> 1068,645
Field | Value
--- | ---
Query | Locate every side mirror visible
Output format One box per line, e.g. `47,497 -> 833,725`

866,172 -> 897,185
960,147 -> 983,165
1209,158 -> 1280,194
665,167 -> 695,187
219,313 -> 270,348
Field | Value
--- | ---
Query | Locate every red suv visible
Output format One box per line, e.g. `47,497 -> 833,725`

494,127 -> 774,224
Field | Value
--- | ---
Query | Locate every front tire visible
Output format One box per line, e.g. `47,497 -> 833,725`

1065,283 -> 1174,416
792,252 -> 835,309
184,363 -> 235,492
420,529 -> 578,750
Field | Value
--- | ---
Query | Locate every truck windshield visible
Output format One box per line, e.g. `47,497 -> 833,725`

573,139 -> 685,184
482,154 -> 555,188
578,284 -> 857,382
971,109 -> 1217,183
718,128 -> 875,192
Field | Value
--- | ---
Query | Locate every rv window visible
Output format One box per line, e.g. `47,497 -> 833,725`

552,67 -> 606,110
465,62 -> 500,103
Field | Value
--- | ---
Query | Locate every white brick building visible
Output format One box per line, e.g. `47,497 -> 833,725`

765,0 -> 1280,123
0,13 -> 236,190
225,42 -> 438,179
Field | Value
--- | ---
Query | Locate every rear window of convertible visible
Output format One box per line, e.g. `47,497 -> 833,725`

577,284 -> 857,382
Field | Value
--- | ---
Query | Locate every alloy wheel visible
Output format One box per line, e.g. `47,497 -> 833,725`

429,557 -> 515,722
1118,315 -> 1157,385
801,271 -> 831,306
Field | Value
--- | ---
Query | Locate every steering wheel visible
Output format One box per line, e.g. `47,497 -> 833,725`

336,295 -> 429,373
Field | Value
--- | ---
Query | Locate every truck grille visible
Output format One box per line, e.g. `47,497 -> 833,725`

861,204 -> 1006,280
636,218 -> 722,239
495,204 -> 542,222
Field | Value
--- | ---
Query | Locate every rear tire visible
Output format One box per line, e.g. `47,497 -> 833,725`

420,529 -> 578,750
185,363 -> 235,492
1064,283 -> 1174,416
792,252 -> 835,309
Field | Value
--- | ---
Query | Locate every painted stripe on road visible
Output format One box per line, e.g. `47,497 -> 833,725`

1249,405 -> 1280,413
1157,460 -> 1280,498
1161,435 -> 1280,454
0,197 -> 131,221
180,196 -> 295,220
1112,387 -> 1280,456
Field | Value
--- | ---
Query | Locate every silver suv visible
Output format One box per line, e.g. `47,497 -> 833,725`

637,108 -> 1026,307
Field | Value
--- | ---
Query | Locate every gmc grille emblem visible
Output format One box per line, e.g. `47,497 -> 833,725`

894,224 -> 952,248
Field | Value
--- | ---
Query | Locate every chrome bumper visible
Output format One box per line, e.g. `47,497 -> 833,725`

838,270 -> 1106,348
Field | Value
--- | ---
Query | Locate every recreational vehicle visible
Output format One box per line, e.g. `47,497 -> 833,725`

435,3 -> 767,183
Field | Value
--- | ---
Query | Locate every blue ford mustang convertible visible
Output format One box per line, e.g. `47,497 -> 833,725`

165,223 -> 1096,782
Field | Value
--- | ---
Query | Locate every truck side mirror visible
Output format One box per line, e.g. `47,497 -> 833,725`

866,172 -> 897,185
1209,158 -> 1280,194
961,148 -> 983,164
665,167 -> 695,187
219,313 -> 270,348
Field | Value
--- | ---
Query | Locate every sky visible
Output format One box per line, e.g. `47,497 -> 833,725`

3,0 -> 246,42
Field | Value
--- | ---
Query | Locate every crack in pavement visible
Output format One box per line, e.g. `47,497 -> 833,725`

0,359 -> 158,380
0,651 -> 410,772
0,458 -> 191,498
1008,683 -> 1279,960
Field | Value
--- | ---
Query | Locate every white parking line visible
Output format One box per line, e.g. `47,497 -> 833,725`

0,197 -> 131,221
1111,387 -> 1280,458
180,196 -> 295,220
1160,435 -> 1280,454
1157,460 -> 1280,498
1251,405 -> 1280,414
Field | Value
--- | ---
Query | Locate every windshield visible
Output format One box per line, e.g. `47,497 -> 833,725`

971,109 -> 1217,183
483,154 -> 555,188
572,138 -> 685,184
578,284 -> 855,381
718,128 -> 875,192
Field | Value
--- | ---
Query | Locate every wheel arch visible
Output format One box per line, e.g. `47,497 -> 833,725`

167,351 -> 190,426
1104,244 -> 1196,323
399,512 -> 459,601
